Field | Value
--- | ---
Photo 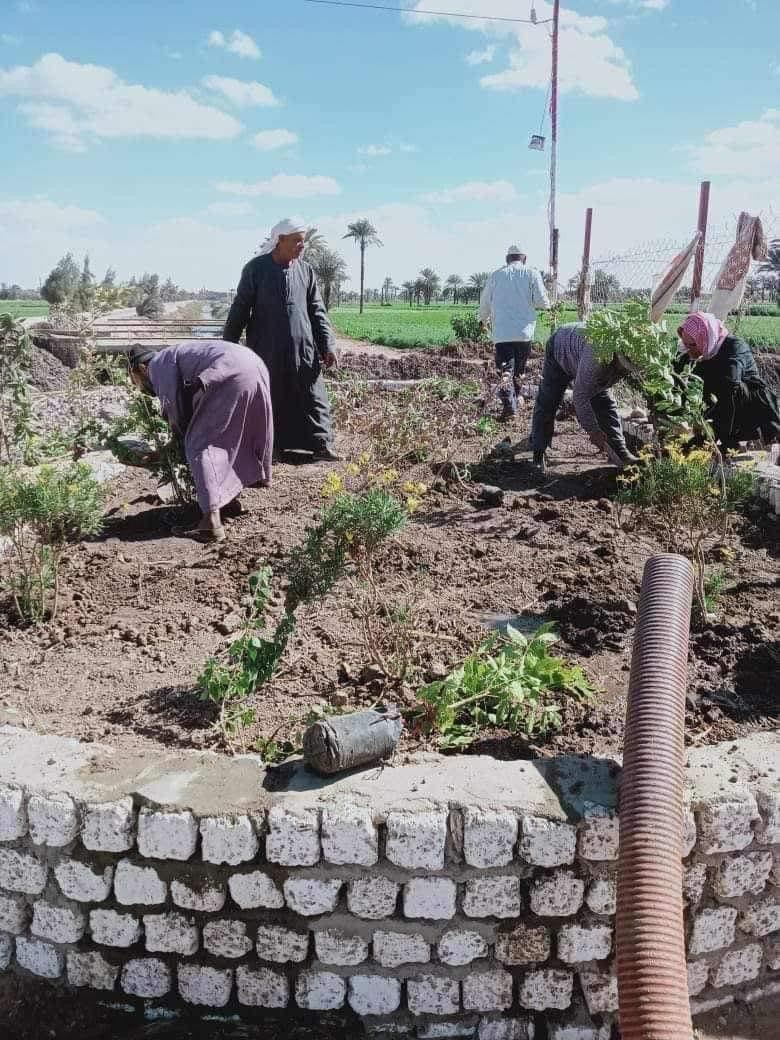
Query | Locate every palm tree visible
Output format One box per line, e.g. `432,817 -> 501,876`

418,267 -> 441,306
343,219 -> 382,314
303,228 -> 327,267
309,247 -> 349,311
401,280 -> 416,308
468,272 -> 489,304
759,239 -> 780,301
444,274 -> 464,305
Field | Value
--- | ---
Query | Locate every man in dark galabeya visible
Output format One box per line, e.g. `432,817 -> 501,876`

223,217 -> 339,460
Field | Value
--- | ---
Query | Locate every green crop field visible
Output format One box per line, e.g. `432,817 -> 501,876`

0,300 -> 49,320
330,303 -> 780,351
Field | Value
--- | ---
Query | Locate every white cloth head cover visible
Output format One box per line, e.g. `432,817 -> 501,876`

506,244 -> 522,256
256,217 -> 311,257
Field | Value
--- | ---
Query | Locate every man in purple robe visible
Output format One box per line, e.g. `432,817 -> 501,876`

129,340 -> 273,542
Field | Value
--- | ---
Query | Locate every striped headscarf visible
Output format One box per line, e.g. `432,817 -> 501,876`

677,312 -> 728,361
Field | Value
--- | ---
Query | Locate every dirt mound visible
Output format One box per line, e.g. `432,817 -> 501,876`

336,351 -> 489,382
28,345 -> 72,392
546,595 -> 636,655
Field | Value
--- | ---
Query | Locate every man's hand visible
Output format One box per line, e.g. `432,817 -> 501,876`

588,430 -> 608,450
323,350 -> 338,370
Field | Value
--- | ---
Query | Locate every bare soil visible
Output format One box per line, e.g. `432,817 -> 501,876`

1,349 -> 777,762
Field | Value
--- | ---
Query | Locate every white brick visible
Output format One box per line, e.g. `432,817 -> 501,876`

463,970 -> 513,1013
766,940 -> 780,971
404,877 -> 457,919
200,815 -> 258,866
82,798 -> 135,853
347,877 -> 399,919
121,957 -> 171,998
579,968 -> 618,1013
738,898 -> 780,937
31,899 -> 86,944
548,1025 -> 609,1040
386,811 -> 447,870
463,877 -> 521,919
715,852 -> 773,899
478,1020 -> 533,1040
0,933 -> 12,971
687,960 -> 709,997
584,879 -> 616,916
314,929 -> 368,966
321,805 -> 378,866
365,1025 -> 414,1038
529,871 -> 584,917
236,965 -> 289,1008
0,892 -> 28,935
755,789 -> 780,845
295,970 -> 346,1010
495,925 -> 551,965
16,936 -> 63,978
55,859 -> 113,903
137,808 -> 198,861
266,806 -> 320,866
283,877 -> 342,916
518,969 -> 573,1011
463,809 -> 518,869
689,906 -> 737,955
557,924 -> 612,964
0,848 -> 47,895
67,950 -> 119,991
90,908 -> 141,948
682,864 -> 708,908
348,974 -> 402,1015
697,795 -> 759,855
711,944 -> 763,988
407,975 -> 460,1015
143,912 -> 198,955
578,807 -> 618,861
256,924 -> 309,963
203,919 -> 253,959
27,793 -> 79,847
114,860 -> 167,906
373,930 -> 430,967
520,816 -> 576,868
438,930 -> 488,966
171,876 -> 226,912
418,1025 -> 475,1039
0,785 -> 27,840
178,964 -> 233,1006
682,810 -> 697,858
228,870 -> 284,910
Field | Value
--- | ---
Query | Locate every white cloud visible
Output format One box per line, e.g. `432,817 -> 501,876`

205,201 -> 254,217
422,180 -> 518,204
603,0 -> 669,9
406,0 -> 639,102
465,45 -> 496,66
215,174 -> 341,198
208,29 -> 261,60
0,53 -> 242,150
252,129 -> 299,150
358,144 -> 392,157
688,109 -> 780,180
202,74 -> 279,107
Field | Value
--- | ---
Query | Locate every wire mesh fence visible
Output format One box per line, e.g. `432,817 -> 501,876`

567,207 -> 779,350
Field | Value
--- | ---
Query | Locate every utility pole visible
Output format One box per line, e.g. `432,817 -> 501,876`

549,0 -> 560,301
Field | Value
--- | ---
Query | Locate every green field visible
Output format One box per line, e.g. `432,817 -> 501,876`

0,299 -> 49,320
331,303 -> 780,351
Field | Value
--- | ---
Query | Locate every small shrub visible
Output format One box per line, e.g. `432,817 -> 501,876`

0,463 -> 104,621
0,314 -> 38,464
451,311 -> 489,345
416,623 -> 594,749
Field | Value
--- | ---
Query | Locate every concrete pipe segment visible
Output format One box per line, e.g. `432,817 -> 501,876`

616,554 -> 695,1040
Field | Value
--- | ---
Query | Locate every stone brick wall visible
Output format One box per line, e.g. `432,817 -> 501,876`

0,726 -> 777,1039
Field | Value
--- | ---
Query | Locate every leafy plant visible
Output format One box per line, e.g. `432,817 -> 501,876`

416,623 -> 594,749
451,310 -> 489,345
703,568 -> 729,616
0,313 -> 39,464
0,463 -> 104,621
475,416 -> 500,437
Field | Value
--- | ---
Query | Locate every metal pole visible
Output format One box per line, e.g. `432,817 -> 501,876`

578,207 -> 593,320
549,0 -> 560,301
690,180 -> 711,311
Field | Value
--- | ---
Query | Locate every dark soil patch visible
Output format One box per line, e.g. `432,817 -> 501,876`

1,371 -> 777,763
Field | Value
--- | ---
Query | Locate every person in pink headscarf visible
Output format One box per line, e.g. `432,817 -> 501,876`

677,312 -> 779,450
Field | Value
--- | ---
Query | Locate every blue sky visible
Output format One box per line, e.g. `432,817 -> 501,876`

0,0 -> 777,291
